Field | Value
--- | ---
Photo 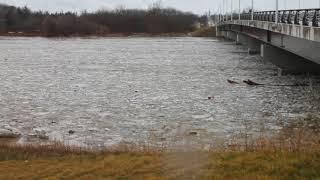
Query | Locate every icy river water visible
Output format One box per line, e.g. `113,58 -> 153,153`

0,37 -> 319,147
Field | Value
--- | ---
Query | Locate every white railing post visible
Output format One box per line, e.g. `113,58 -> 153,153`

251,0 -> 254,20
226,0 -> 228,21
223,0 -> 225,21
220,4 -> 222,22
239,0 -> 241,20
231,0 -> 233,21
275,0 -> 279,23
299,0 -> 301,9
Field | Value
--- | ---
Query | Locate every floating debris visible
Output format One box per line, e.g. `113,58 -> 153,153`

160,137 -> 166,141
189,132 -> 198,136
243,79 -> 264,86
227,79 -> 239,84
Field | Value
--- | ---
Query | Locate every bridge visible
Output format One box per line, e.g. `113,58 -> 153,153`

216,8 -> 320,74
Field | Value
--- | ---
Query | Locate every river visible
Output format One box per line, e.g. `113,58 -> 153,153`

0,37 -> 319,147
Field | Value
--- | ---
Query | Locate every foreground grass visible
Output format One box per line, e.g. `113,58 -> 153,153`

0,144 -> 319,180
1,115 -> 320,179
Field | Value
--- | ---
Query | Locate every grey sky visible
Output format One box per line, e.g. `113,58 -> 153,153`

0,0 -> 319,14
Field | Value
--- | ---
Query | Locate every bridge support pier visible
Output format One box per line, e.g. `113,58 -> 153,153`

215,27 -> 221,37
236,34 -> 241,45
247,38 -> 261,55
236,33 -> 248,45
220,31 -> 226,38
235,33 -> 261,54
260,44 -> 264,57
225,31 -> 237,41
261,44 -> 320,74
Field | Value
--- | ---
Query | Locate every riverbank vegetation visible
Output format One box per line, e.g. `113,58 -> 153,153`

0,115 -> 320,179
190,27 -> 216,37
0,146 -> 319,179
0,3 -> 207,37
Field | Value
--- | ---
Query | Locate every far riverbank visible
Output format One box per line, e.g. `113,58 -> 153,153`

0,27 -> 217,38
0,32 -> 188,38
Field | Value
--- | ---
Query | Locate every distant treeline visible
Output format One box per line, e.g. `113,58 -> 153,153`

0,4 -> 207,36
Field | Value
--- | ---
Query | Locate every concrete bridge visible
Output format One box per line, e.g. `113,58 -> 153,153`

216,9 -> 320,74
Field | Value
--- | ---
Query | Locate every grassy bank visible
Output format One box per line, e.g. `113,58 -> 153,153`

0,28 -> 215,38
0,144 -> 319,179
191,27 -> 216,37
1,115 -> 320,179
0,32 -> 190,38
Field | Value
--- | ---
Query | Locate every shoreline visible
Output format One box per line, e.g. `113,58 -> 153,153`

1,114 -> 319,152
0,32 -> 192,38
0,27 -> 217,38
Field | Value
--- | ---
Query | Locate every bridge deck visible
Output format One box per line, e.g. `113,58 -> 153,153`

219,20 -> 320,42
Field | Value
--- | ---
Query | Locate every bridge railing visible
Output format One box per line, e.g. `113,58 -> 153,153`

219,9 -> 320,27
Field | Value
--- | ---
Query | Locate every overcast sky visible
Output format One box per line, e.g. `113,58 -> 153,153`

0,0 -> 319,14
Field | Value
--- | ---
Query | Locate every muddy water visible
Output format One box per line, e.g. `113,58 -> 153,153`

0,37 -> 319,147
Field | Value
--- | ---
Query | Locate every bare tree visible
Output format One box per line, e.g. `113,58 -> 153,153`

1,3 -> 199,36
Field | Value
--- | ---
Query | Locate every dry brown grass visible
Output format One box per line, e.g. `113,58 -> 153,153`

226,125 -> 320,153
191,27 -> 216,37
0,116 -> 320,179
0,144 -> 319,179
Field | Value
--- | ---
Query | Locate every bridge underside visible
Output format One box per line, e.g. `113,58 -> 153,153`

217,23 -> 320,74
